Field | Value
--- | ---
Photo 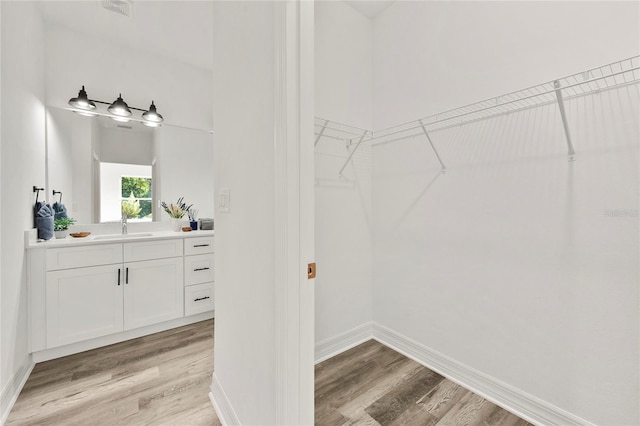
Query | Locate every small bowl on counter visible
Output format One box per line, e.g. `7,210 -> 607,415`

69,232 -> 91,238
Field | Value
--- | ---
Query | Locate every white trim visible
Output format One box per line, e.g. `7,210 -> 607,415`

273,1 -> 299,424
315,322 -> 373,364
273,1 -> 314,424
210,373 -> 241,426
0,356 -> 35,424
371,322 -> 596,426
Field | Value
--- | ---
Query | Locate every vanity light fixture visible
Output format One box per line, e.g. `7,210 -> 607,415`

68,85 -> 96,110
141,101 -> 163,127
67,86 -> 164,126
107,94 -> 132,117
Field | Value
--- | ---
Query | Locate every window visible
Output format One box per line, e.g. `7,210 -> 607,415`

121,176 -> 153,221
99,162 -> 153,222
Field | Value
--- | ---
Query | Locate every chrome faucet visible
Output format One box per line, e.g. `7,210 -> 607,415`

121,213 -> 128,235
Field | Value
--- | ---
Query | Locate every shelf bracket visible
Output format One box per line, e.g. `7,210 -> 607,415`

553,80 -> 576,161
314,119 -> 329,147
419,120 -> 446,173
338,130 -> 369,177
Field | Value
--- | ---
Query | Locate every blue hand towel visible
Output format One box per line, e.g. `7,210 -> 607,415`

52,202 -> 68,220
36,203 -> 53,217
35,203 -> 54,240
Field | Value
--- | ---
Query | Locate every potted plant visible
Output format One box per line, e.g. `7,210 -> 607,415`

161,197 -> 192,231
54,217 -> 75,239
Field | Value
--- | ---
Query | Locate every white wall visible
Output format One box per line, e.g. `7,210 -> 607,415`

315,1 -> 372,129
154,125 -> 214,224
44,24 -> 213,131
97,124 -> 154,166
46,108 -> 75,214
314,2 -> 374,347
211,2 -> 277,424
371,2 -> 639,425
373,1 -> 640,129
0,0 -> 45,419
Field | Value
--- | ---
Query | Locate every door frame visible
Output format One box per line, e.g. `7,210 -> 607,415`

273,1 -> 315,424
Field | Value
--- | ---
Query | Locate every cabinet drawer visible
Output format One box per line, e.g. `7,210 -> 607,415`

184,237 -> 214,255
185,282 -> 214,316
47,244 -> 122,271
184,254 -> 215,286
124,239 -> 183,262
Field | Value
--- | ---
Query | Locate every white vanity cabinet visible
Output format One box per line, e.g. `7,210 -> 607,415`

45,244 -> 124,347
30,233 -> 213,360
44,240 -> 184,348
123,257 -> 184,330
46,263 -> 124,348
184,237 -> 215,315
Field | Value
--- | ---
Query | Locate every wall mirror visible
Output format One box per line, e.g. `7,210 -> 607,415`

46,107 -> 214,225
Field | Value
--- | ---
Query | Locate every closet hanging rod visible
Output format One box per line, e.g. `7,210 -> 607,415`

373,55 -> 639,134
368,65 -> 639,143
314,55 -> 638,170
314,124 -> 367,136
315,116 -> 367,135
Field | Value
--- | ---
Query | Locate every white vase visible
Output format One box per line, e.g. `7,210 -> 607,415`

170,218 -> 183,232
55,229 -> 69,239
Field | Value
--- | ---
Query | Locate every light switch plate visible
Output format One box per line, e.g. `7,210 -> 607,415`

219,188 -> 230,212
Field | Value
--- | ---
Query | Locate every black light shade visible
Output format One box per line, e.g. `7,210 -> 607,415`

68,85 -> 96,110
142,101 -> 164,123
108,94 -> 132,117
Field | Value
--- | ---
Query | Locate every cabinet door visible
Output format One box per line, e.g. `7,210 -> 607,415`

46,264 -> 124,348
123,257 -> 184,330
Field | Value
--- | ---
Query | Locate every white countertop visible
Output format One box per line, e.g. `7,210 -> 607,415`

25,228 -> 214,249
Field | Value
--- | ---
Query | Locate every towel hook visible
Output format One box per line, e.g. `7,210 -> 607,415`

53,190 -> 62,204
33,185 -> 44,204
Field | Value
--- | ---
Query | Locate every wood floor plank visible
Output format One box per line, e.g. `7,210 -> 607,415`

6,319 -> 218,426
9,323 -> 533,426
365,367 -> 444,424
316,340 -> 533,426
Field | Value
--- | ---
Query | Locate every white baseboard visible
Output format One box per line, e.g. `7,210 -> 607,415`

32,311 -> 214,363
210,373 -> 241,426
314,322 -> 373,364
372,322 -> 595,426
0,356 -> 35,425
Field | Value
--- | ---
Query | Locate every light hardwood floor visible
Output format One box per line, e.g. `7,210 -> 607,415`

8,320 -> 531,425
6,319 -> 220,426
316,340 -> 532,426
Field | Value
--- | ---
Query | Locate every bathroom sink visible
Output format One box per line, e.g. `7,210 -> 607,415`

93,233 -> 154,241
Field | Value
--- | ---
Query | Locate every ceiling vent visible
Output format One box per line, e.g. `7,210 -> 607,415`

101,0 -> 133,18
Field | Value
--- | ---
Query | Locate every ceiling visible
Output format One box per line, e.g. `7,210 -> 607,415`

38,1 -> 214,71
344,0 -> 395,19
37,1 -> 395,71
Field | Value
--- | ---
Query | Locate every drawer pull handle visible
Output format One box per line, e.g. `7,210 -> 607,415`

117,268 -> 121,286
194,267 -> 210,272
194,296 -> 211,302
193,244 -> 210,248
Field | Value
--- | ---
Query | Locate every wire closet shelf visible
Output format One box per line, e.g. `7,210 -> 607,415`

315,56 -> 640,174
